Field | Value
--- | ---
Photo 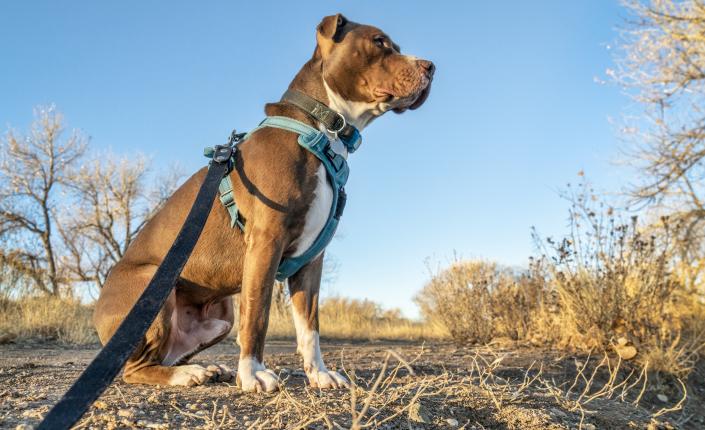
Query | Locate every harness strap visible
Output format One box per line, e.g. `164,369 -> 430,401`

218,176 -> 244,230
207,116 -> 352,281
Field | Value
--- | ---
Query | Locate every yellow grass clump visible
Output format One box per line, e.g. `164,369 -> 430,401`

263,295 -> 444,340
0,295 -> 97,344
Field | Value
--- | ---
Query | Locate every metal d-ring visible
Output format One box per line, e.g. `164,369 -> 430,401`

326,112 -> 346,139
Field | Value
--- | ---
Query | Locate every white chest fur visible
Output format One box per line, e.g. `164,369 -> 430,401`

291,164 -> 333,258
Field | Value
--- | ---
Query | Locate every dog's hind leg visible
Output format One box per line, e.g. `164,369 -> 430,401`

288,254 -> 349,389
121,294 -> 235,386
94,264 -> 233,386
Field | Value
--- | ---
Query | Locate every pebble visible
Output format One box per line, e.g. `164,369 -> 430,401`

446,417 -> 459,426
15,424 -> 33,430
117,408 -> 134,419
615,344 -> 638,360
657,394 -> 669,402
93,400 -> 108,410
584,424 -> 596,430
137,420 -> 167,429
407,401 -> 430,424
550,408 -> 567,419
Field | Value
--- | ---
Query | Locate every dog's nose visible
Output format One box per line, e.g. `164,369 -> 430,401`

417,59 -> 435,77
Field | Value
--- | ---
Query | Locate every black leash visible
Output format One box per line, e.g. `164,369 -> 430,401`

37,143 -> 236,430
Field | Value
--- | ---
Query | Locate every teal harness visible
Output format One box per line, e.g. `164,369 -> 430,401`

204,115 -> 361,281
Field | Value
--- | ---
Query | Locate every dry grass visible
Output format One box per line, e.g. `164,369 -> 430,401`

0,295 -> 97,344
265,295 -> 443,340
136,348 -> 679,430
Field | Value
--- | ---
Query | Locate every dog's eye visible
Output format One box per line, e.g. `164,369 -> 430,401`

373,35 -> 386,49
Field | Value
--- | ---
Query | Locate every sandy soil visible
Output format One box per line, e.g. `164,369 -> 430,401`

1,339 -> 702,429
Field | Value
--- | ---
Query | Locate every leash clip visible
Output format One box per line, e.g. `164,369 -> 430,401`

212,145 -> 233,164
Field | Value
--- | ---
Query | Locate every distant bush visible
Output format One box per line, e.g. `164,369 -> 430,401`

415,260 -> 544,344
0,295 -> 97,344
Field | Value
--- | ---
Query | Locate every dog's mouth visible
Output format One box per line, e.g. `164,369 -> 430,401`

374,75 -> 432,114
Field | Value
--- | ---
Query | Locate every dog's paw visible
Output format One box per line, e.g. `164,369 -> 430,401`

168,364 -> 214,386
206,364 -> 235,383
237,358 -> 280,393
307,369 -> 349,389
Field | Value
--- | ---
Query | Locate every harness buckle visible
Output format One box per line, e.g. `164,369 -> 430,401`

227,130 -> 247,146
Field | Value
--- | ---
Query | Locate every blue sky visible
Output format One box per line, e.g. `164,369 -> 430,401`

1,1 -> 631,317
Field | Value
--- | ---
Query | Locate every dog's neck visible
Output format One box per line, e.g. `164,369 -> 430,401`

265,56 -> 379,136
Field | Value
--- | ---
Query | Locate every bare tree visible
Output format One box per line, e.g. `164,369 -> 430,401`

613,0 -> 705,257
1,106 -> 182,297
60,156 -> 182,288
0,106 -> 87,296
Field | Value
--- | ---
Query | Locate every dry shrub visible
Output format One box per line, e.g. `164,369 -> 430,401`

417,181 -> 705,377
0,295 -> 97,344
415,260 -> 544,344
534,182 -> 705,376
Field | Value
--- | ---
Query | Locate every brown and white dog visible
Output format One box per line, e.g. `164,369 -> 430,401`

94,13 -> 434,393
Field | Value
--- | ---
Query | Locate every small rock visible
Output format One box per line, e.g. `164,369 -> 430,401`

117,408 -> 134,419
408,401 -> 430,424
550,408 -> 567,419
446,417 -> 459,427
657,393 -> 669,402
584,424 -> 596,430
94,400 -> 108,410
615,344 -> 638,360
187,403 -> 198,411
617,337 -> 629,346
15,424 -> 33,430
138,421 -> 167,429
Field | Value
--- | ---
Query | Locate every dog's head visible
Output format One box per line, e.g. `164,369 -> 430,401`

315,14 -> 434,129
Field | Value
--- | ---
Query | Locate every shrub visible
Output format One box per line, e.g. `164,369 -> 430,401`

415,259 -> 547,344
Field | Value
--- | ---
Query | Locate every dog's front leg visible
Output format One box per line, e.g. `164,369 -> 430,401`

288,254 -> 349,389
236,227 -> 283,393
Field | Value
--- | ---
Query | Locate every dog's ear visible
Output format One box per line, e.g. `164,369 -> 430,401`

316,13 -> 348,57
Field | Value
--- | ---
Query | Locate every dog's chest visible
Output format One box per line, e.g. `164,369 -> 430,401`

291,164 -> 333,258
290,132 -> 348,259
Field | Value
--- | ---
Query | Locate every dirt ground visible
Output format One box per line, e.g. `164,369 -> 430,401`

1,339 -> 702,429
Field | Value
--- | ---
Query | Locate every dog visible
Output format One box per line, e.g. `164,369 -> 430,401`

94,13 -> 434,393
